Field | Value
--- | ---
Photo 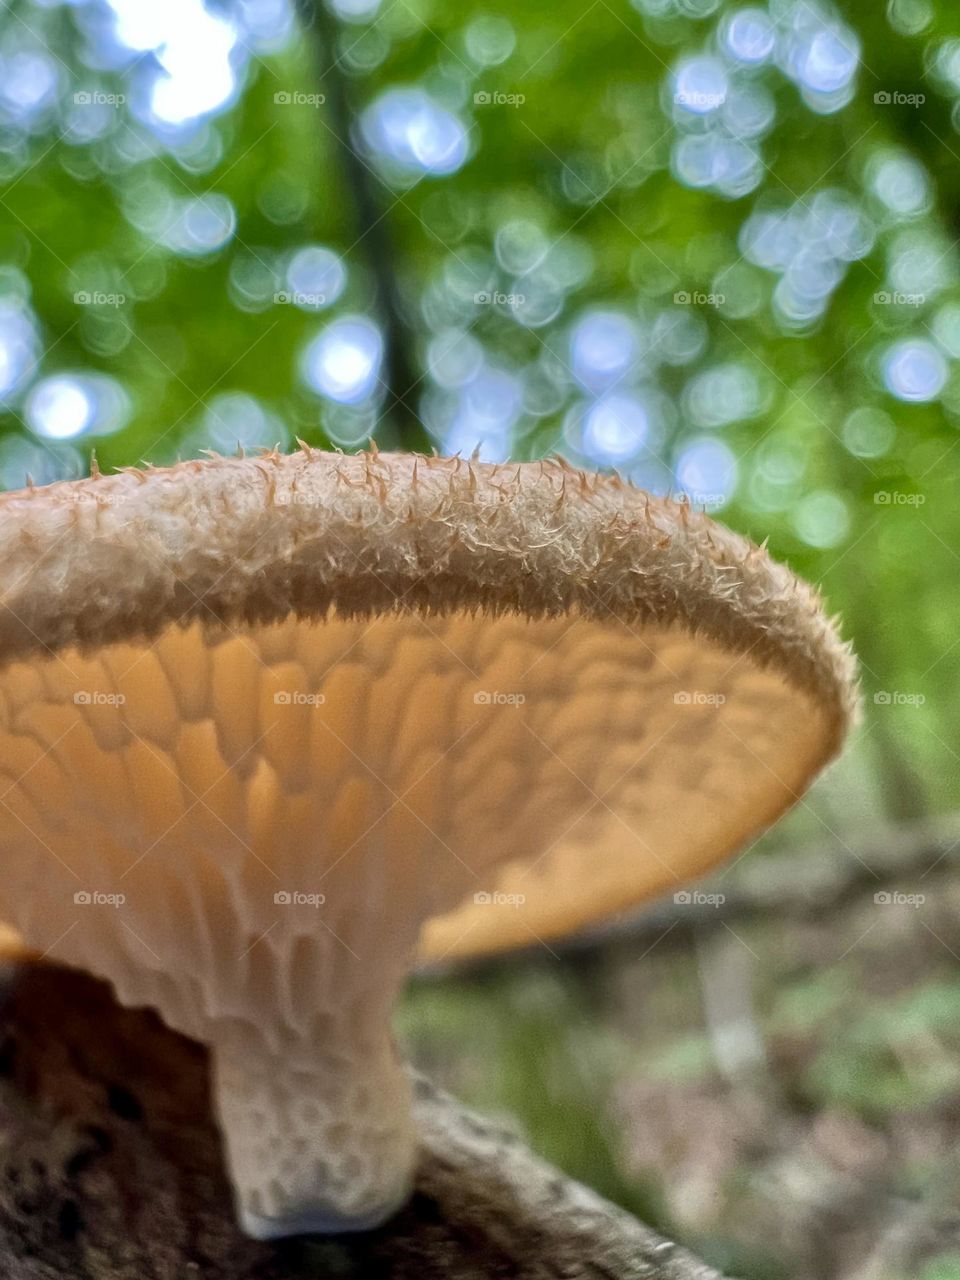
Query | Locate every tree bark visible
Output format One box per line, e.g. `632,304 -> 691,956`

0,960 -> 728,1280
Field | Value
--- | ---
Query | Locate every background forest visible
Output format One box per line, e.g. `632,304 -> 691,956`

1,0 -> 959,1275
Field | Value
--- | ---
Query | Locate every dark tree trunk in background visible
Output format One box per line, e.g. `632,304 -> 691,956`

0,960 -> 728,1280
295,0 -> 432,454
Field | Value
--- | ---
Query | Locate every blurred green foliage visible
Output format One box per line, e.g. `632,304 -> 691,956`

3,0 -> 960,830
3,1 -> 960,1275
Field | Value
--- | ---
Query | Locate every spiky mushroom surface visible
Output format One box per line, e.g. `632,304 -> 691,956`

0,449 -> 855,1238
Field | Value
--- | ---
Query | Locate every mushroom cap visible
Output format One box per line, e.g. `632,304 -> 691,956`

0,449 -> 855,962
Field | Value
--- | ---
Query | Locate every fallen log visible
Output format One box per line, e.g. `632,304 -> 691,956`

0,960 -> 728,1280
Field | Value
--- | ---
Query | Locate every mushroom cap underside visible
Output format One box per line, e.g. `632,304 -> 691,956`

0,450 -> 856,962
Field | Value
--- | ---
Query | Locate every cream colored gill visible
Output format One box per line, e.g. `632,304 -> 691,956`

0,608 -> 828,1235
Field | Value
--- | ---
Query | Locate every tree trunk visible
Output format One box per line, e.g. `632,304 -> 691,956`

0,959 -> 728,1279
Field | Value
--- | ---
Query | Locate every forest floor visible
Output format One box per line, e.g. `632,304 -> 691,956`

403,815 -> 960,1280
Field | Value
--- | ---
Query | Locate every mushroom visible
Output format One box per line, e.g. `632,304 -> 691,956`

0,449 -> 855,1238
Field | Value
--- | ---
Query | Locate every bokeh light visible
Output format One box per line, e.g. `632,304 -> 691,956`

25,373 -> 131,441
675,436 -> 737,506
721,9 -> 776,65
0,298 -> 39,404
581,392 -> 650,466
362,88 -> 469,178
570,311 -> 642,393
792,489 -> 850,548
302,316 -> 384,404
106,0 -> 240,134
286,247 -> 347,311
881,339 -> 948,402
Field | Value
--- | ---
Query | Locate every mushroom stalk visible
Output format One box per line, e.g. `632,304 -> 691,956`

210,1017 -> 415,1237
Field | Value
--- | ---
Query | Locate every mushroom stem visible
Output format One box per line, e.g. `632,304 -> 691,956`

210,1020 -> 416,1239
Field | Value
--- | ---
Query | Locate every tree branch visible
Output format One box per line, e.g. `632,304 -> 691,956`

296,0 -> 432,453
0,960 -> 729,1279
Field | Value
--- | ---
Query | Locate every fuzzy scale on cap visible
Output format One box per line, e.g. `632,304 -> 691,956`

0,448 -> 854,724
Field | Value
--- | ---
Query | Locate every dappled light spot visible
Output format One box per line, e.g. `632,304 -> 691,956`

570,312 -> 642,394
581,393 -> 650,466
881,339 -> 948,403
25,374 -> 130,442
792,490 -> 850,549
684,362 -> 763,429
301,316 -> 384,405
0,298 -> 38,404
721,9 -> 776,65
674,436 -> 737,507
362,88 -> 469,179
286,247 -> 347,312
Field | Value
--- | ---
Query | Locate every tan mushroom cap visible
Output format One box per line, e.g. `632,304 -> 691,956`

0,447 -> 855,944
0,448 -> 855,1235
